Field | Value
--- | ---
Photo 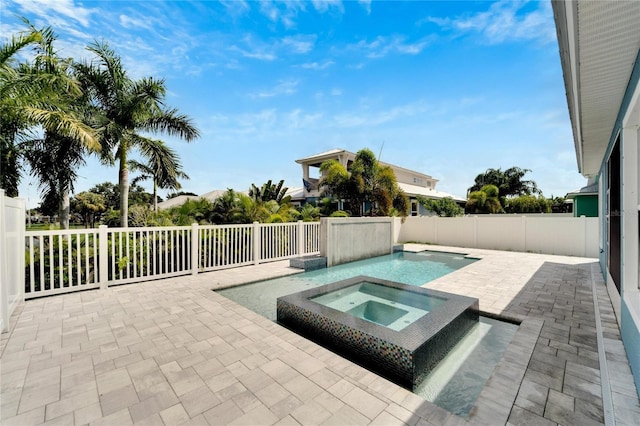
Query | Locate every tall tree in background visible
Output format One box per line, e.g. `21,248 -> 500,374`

20,24 -> 95,228
0,21 -> 97,196
75,41 -> 199,227
468,167 -> 540,198
319,148 -> 408,217
72,191 -> 106,228
129,139 -> 189,212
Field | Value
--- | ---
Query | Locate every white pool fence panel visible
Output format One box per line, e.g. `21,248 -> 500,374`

1,190 -> 25,332
10,214 -> 600,303
398,215 -> 599,258
23,221 -> 320,299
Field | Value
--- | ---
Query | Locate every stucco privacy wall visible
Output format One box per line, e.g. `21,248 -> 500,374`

320,217 -> 394,266
398,215 -> 599,258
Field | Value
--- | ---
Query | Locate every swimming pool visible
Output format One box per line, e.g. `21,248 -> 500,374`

216,250 -> 516,417
218,251 -> 477,320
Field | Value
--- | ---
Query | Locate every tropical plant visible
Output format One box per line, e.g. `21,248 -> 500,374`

23,134 -> 87,228
466,184 -> 503,214
166,197 -> 213,225
549,196 -> 571,213
72,191 -> 106,228
504,195 -> 551,214
468,167 -> 540,198
249,179 -> 290,204
129,139 -> 189,212
298,203 -> 320,222
1,21 -> 97,197
74,41 -> 199,227
319,148 -> 408,218
418,196 -> 464,217
166,191 -> 198,199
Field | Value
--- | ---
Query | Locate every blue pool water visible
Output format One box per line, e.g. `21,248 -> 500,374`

218,251 -> 477,321
304,251 -> 477,286
217,251 -> 516,417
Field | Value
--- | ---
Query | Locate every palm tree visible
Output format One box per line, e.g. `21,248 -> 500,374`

319,148 -> 408,217
249,179 -> 290,204
75,41 -> 199,227
20,24 -> 96,228
0,22 -> 97,197
466,184 -> 503,214
129,139 -> 189,212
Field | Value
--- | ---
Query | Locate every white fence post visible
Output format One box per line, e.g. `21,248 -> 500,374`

191,223 -> 199,275
297,221 -> 304,256
253,222 -> 260,265
1,189 -> 7,332
98,225 -> 108,289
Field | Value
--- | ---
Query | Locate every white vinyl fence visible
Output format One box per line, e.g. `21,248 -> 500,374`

398,215 -> 599,258
1,190 -> 25,332
24,221 -> 320,299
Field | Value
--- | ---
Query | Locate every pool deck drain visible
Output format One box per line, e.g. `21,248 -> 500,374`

1,245 -> 639,425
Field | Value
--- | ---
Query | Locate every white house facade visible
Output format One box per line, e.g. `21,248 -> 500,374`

292,148 -> 465,215
553,0 -> 640,395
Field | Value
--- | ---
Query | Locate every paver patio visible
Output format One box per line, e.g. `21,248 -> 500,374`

1,245 -> 639,425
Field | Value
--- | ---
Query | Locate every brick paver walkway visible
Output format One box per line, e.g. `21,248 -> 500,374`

1,246 -> 638,425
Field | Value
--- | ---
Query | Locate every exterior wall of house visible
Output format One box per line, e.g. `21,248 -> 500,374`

598,53 -> 640,394
393,168 -> 436,189
297,150 -> 441,206
573,195 -> 598,217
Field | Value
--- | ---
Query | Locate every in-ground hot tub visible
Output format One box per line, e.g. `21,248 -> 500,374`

277,276 -> 479,388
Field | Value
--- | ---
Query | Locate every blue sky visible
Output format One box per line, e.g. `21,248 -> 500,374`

3,0 -> 584,205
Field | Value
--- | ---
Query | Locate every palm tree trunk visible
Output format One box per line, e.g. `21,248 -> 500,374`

119,151 -> 129,228
153,179 -> 158,213
59,190 -> 70,229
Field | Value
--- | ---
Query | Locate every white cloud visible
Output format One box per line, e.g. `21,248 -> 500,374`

350,35 -> 432,59
119,14 -> 153,30
229,35 -> 277,61
287,109 -> 323,129
300,60 -> 334,70
359,0 -> 371,15
311,0 -> 344,13
259,0 -> 306,29
11,0 -> 95,27
333,101 -> 428,128
219,0 -> 250,17
281,35 -> 316,54
330,88 -> 342,96
425,0 -> 555,44
253,79 -> 299,98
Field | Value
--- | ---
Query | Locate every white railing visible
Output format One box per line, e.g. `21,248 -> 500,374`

25,229 -> 100,298
24,221 -> 320,299
107,226 -> 193,286
199,224 -> 254,272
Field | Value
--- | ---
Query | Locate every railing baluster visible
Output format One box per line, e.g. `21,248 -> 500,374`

28,236 -> 34,294
76,233 -> 81,287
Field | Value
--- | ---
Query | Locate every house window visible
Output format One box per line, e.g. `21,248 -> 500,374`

411,200 -> 418,216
